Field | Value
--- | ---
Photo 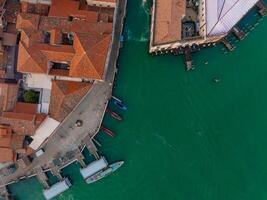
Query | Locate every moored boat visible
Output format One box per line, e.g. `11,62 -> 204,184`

101,126 -> 116,137
113,100 -> 128,110
106,108 -> 123,121
86,161 -> 124,184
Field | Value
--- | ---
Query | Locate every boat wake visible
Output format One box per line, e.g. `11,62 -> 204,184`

153,132 -> 175,150
140,0 -> 150,14
125,29 -> 149,42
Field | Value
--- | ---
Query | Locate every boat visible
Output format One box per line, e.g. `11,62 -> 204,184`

101,126 -> 116,137
113,100 -> 128,110
106,108 -> 123,121
85,161 -> 124,184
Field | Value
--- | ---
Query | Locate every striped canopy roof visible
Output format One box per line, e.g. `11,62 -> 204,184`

206,0 -> 259,36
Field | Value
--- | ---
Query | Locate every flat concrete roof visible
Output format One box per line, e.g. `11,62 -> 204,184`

153,0 -> 185,45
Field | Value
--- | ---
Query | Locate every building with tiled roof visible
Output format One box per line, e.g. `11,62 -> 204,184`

0,147 -> 14,163
16,8 -> 113,80
0,79 -> 19,114
86,0 -> 116,8
149,0 -> 260,53
49,80 -> 92,122
0,124 -> 25,164
0,0 -> 116,154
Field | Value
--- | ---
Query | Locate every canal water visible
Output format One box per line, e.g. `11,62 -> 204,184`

9,0 -> 267,200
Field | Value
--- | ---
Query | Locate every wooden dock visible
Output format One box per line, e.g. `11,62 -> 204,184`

34,166 -> 49,189
84,136 -> 100,160
222,38 -> 234,51
257,0 -> 267,16
184,47 -> 193,71
50,162 -> 63,181
0,186 -> 13,200
232,27 -> 245,40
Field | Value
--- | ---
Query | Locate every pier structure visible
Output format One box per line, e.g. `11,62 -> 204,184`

149,0 -> 262,67
222,38 -> 235,51
84,136 -> 100,160
232,27 -> 245,40
49,162 -> 63,181
256,0 -> 267,16
34,166 -> 49,189
0,186 -> 13,200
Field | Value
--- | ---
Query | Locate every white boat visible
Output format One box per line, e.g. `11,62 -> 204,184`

85,161 -> 124,184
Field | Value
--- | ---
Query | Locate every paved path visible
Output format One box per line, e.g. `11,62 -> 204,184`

0,0 -> 127,188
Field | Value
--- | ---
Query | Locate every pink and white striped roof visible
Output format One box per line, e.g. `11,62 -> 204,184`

206,0 -> 259,36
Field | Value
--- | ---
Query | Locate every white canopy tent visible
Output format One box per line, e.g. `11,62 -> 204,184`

206,0 -> 259,36
30,117 -> 60,150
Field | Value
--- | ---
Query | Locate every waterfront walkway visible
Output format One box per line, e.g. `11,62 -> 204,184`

0,0 -> 127,188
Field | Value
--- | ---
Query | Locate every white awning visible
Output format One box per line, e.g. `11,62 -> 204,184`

30,117 -> 60,150
206,0 -> 258,36
80,157 -> 108,179
43,178 -> 71,200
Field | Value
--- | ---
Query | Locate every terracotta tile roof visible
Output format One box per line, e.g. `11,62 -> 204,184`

4,0 -> 20,24
14,102 -> 38,114
16,13 -> 40,30
0,147 -> 14,163
20,2 -> 50,16
49,80 -> 92,122
0,125 -> 12,148
0,81 -> 19,114
0,112 -> 46,136
153,0 -> 186,45
18,41 -> 75,74
16,5 -> 113,80
0,124 -> 25,163
11,134 -> 24,149
70,32 -> 111,79
49,0 -> 98,22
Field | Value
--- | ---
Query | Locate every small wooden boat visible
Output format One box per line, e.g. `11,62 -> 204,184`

101,126 -> 116,137
106,108 -> 123,121
113,100 -> 128,110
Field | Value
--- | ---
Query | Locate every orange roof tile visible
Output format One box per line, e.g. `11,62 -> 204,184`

14,102 -> 38,114
0,112 -> 47,136
0,147 -> 14,163
0,125 -> 12,148
49,80 -> 92,122
70,32 -> 111,79
16,13 -> 40,30
16,6 -> 113,80
11,134 -> 24,149
0,81 -> 19,113
49,0 -> 98,22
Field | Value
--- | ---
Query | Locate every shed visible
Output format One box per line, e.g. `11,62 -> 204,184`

29,117 -> 60,150
43,178 -> 72,200
80,157 -> 108,180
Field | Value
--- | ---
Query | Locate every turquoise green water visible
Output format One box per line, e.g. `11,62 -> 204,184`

8,1 -> 267,199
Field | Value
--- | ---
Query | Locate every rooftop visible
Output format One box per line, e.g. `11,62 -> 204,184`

153,0 -> 185,45
150,0 -> 260,48
17,14 -> 113,80
49,80 -> 92,122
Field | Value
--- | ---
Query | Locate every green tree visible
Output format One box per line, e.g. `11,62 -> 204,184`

23,90 -> 39,103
